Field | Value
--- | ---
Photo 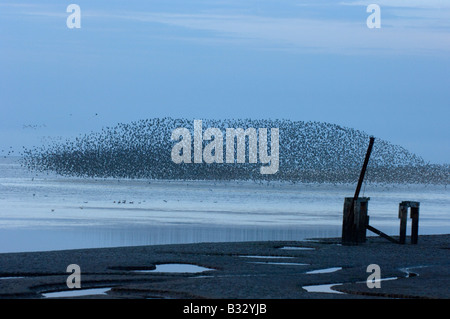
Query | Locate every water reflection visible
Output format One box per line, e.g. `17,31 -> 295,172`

0,157 -> 448,254
0,225 -> 341,253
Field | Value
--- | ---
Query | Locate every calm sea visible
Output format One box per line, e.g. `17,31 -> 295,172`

0,157 -> 448,253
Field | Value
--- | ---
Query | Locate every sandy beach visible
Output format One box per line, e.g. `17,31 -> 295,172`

0,234 -> 448,299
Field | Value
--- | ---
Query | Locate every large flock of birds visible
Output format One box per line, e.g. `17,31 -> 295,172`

21,118 -> 449,185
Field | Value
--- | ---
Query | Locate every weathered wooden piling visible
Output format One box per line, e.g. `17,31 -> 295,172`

342,197 -> 370,244
342,137 -> 374,245
398,201 -> 420,244
341,136 -> 421,246
399,203 -> 408,244
366,224 -> 399,244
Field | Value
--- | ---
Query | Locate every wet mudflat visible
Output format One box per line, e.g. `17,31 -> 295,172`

0,234 -> 448,299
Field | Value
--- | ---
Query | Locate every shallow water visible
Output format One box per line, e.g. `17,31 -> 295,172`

133,264 -> 213,273
279,246 -> 315,250
0,157 -> 449,253
250,262 -> 308,266
238,255 -> 295,259
42,287 -> 111,298
302,283 -> 345,294
306,267 -> 342,274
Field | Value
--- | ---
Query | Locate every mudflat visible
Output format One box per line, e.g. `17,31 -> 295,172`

0,234 -> 448,299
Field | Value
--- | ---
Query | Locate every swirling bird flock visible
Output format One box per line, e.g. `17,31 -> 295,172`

21,118 -> 449,184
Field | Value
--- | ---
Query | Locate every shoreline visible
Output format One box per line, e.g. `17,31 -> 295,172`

0,234 -> 449,299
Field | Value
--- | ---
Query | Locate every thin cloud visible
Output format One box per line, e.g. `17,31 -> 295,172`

4,3 -> 450,55
94,11 -> 450,55
340,0 -> 450,9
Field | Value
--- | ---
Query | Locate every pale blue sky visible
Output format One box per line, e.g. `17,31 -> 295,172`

1,0 -> 449,163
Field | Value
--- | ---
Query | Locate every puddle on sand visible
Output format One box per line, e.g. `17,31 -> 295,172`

133,263 -> 213,273
400,266 -> 426,277
306,267 -> 342,274
303,267 -> 418,295
279,246 -> 315,251
237,255 -> 295,259
42,287 -> 111,298
250,262 -> 308,266
303,283 -> 345,294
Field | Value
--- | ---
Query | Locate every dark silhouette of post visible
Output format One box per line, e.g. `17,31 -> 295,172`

342,197 -> 370,244
342,137 -> 375,245
366,224 -> 399,244
399,204 -> 408,244
411,206 -> 419,244
353,137 -> 375,204
341,137 -> 421,245
399,201 -> 420,244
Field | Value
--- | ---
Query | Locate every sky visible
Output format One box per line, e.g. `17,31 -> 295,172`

0,0 -> 449,164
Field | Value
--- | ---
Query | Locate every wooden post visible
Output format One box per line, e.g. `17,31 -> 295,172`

410,203 -> 420,244
411,207 -> 419,244
342,198 -> 354,244
342,197 -> 369,244
367,225 -> 399,244
342,137 -> 375,245
355,199 -> 369,243
399,203 -> 408,245
353,137 -> 375,204
398,201 -> 420,245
